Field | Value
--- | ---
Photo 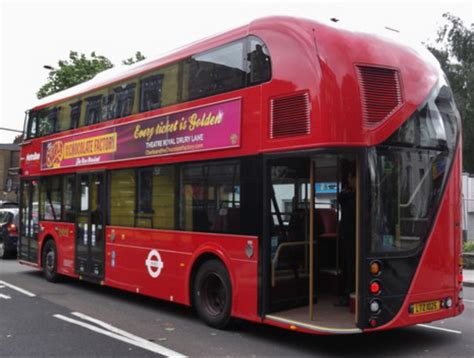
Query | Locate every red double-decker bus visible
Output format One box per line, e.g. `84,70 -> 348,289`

19,16 -> 463,334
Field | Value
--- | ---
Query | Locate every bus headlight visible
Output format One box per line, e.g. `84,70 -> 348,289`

444,297 -> 453,308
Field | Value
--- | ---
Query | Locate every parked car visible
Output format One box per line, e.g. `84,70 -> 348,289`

0,201 -> 18,208
0,208 -> 19,259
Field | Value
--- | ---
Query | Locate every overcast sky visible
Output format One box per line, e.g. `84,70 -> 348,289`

0,0 -> 472,143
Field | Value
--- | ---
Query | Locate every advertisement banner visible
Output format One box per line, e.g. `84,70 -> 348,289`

41,98 -> 241,170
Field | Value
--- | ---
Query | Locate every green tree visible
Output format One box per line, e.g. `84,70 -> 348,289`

37,51 -> 113,99
122,51 -> 146,65
37,51 -> 146,100
428,13 -> 474,172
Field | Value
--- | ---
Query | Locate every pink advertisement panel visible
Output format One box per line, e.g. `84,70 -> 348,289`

41,98 -> 241,170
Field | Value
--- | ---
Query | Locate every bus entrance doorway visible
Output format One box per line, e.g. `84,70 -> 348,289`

266,155 -> 358,332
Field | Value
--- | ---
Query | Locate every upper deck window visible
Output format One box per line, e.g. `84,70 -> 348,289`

247,36 -> 271,85
140,74 -> 164,112
70,101 -> 82,129
27,107 -> 59,138
184,40 -> 246,101
26,111 -> 38,139
85,95 -> 102,125
102,94 -> 116,121
26,36 -> 271,139
114,83 -> 136,118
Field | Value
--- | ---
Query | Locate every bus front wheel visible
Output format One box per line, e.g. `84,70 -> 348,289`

193,259 -> 232,328
42,240 -> 60,283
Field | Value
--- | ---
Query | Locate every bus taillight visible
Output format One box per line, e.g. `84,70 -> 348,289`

369,280 -> 381,295
369,260 -> 381,276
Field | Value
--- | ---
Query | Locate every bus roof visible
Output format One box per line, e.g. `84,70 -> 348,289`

30,15 -> 438,111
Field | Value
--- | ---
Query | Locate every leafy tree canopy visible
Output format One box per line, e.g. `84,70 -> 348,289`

428,13 -> 474,172
37,50 -> 146,99
122,51 -> 146,65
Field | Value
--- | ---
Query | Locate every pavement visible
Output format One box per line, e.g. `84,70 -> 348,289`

465,269 -> 474,287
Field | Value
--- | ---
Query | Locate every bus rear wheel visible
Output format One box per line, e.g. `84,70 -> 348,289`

42,240 -> 60,283
193,260 -> 232,329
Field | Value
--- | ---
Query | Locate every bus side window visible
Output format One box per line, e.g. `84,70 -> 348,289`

85,95 -> 103,125
247,36 -> 271,85
40,176 -> 62,221
184,40 -> 246,101
140,74 -> 164,112
27,111 -> 38,139
62,175 -> 76,222
180,161 -> 241,234
109,169 -> 136,228
114,83 -> 136,118
135,166 -> 176,230
37,108 -> 59,136
70,100 -> 82,129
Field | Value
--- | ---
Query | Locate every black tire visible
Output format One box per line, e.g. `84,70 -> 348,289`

42,240 -> 60,282
193,260 -> 232,329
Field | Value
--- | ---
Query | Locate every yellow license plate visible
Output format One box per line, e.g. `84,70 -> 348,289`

412,300 -> 441,314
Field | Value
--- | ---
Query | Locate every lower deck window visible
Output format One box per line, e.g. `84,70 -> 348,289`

40,176 -> 62,221
109,170 -> 136,227
180,161 -> 240,234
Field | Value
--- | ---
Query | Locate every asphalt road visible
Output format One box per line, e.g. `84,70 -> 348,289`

1,259 -> 473,357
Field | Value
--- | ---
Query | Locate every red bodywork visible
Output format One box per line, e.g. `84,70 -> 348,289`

20,16 -> 462,333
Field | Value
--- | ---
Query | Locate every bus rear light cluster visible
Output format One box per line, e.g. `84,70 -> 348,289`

368,262 -> 383,326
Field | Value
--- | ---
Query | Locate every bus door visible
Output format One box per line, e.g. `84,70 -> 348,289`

19,179 -> 40,263
266,154 -> 359,330
75,172 -> 106,281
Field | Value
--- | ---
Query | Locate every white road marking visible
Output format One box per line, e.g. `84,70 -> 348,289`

0,285 -> 5,288
54,313 -> 186,357
0,280 -> 36,297
71,312 -> 169,348
417,324 -> 462,334
0,294 -> 11,299
463,299 -> 474,303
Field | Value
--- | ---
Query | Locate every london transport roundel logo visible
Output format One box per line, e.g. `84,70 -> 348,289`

145,249 -> 164,278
